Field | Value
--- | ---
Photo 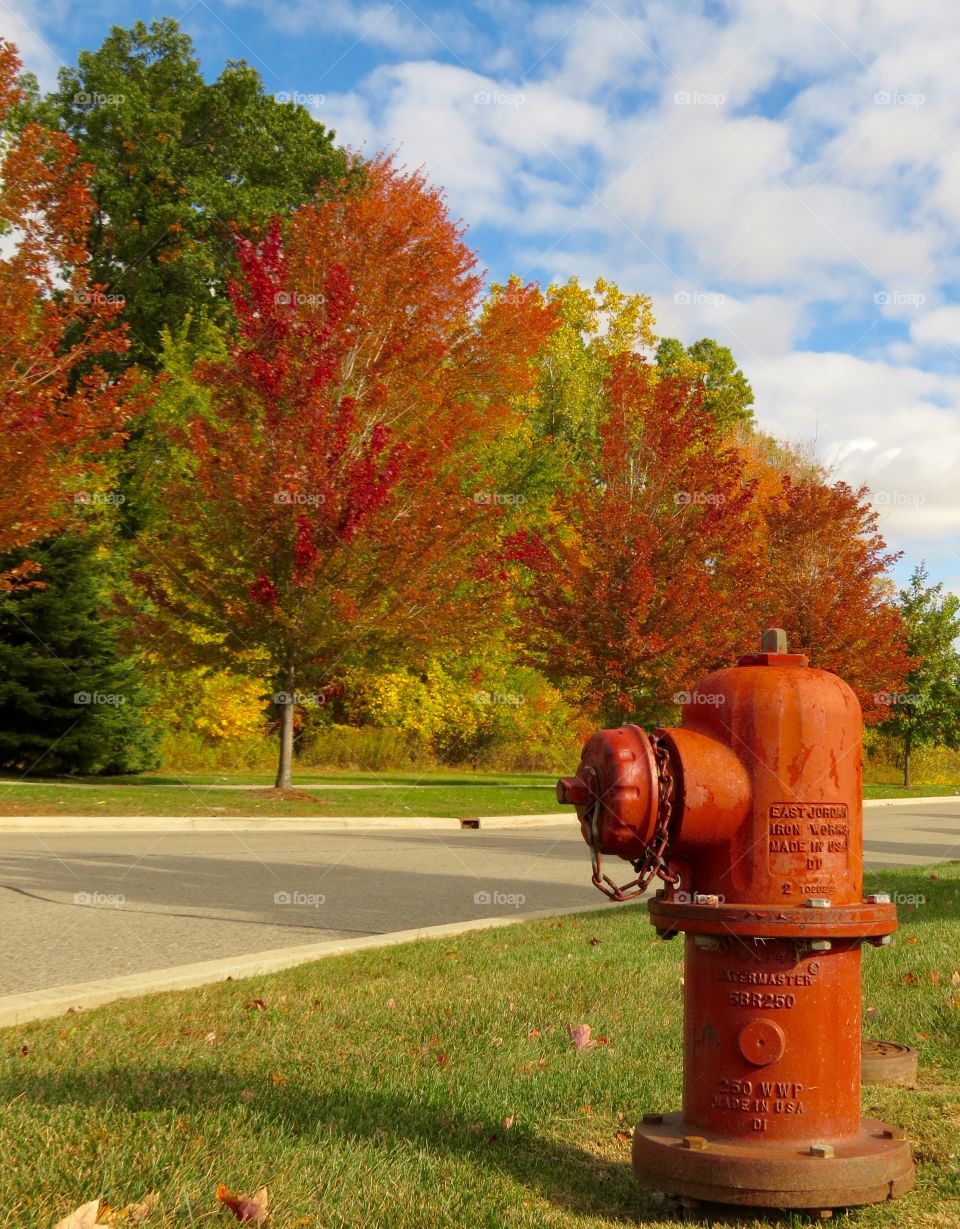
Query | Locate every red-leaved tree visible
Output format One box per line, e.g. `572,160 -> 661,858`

513,355 -> 766,725
0,39 -> 139,588
140,157 -> 556,785
757,474 -> 909,720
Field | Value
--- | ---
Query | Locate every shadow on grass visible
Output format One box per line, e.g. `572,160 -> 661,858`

1,1061 -> 900,1225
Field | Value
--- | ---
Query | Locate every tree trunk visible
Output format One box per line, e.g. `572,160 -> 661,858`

902,729 -> 912,790
276,666 -> 295,790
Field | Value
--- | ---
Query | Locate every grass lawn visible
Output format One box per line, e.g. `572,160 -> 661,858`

1,863 -> 958,1228
0,770 -> 954,819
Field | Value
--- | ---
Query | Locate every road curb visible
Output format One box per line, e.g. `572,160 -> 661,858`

0,900 -> 623,1029
863,796 -> 960,808
1,798 -> 957,831
0,813 -> 571,833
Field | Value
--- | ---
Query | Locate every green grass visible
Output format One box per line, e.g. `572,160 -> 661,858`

1,864 -> 958,1228
0,770 -> 954,819
0,774 -> 560,818
863,783 -> 960,800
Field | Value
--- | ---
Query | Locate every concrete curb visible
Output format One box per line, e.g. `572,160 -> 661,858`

863,796 -> 960,808
0,813 -> 570,833
0,901 -> 622,1029
1,798 -> 958,832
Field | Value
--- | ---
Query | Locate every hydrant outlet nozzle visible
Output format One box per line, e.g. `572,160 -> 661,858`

556,776 -> 592,807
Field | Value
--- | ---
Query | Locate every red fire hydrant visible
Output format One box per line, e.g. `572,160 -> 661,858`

557,628 -> 914,1210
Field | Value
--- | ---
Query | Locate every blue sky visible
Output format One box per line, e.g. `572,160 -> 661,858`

6,0 -> 960,596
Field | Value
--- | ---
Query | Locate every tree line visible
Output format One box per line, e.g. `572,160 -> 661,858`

0,20 -> 957,788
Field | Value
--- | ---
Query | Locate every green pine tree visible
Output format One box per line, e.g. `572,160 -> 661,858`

0,534 -> 159,775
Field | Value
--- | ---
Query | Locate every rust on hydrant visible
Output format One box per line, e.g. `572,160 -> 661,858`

557,627 -> 915,1211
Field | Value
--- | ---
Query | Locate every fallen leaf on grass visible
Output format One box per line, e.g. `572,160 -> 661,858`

385,997 -> 396,1008
54,1201 -> 109,1229
246,999 -> 266,1012
270,1073 -> 287,1086
952,972 -> 960,988
502,1113 -> 515,1130
217,1184 -> 270,1223
113,1192 -> 159,1224
568,1024 -> 595,1052
19,1042 -> 29,1057
931,971 -> 940,986
615,1130 -> 633,1143
527,1027 -> 541,1040
903,973 -> 919,986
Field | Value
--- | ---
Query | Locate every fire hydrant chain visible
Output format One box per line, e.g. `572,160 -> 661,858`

590,736 -> 680,902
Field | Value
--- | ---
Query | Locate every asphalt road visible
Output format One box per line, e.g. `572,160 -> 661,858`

0,800 -> 958,997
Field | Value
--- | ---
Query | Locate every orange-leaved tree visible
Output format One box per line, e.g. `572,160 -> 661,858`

512,355 -> 766,726
139,156 -> 556,786
0,39 -> 140,588
757,472 -> 909,720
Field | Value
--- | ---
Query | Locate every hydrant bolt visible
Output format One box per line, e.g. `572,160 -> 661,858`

866,893 -> 891,904
810,1143 -> 835,1159
806,898 -> 832,908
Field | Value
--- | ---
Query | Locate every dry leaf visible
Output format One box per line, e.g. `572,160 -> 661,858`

54,1201 -> 108,1229
385,997 -> 396,1008
204,1032 -> 217,1045
217,1183 -> 270,1223
19,1042 -> 29,1057
247,999 -> 266,1012
527,1027 -> 541,1040
907,936 -> 918,946
951,972 -> 960,987
931,971 -> 940,986
115,1192 -> 159,1224
569,1024 -> 595,1052
615,1130 -> 632,1143
903,972 -> 919,986
270,1073 -> 287,1086
502,1113 -> 515,1130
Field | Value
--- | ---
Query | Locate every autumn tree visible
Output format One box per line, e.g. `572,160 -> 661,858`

29,19 -> 351,370
138,158 -> 556,787
878,564 -> 960,786
512,355 -> 764,726
757,473 -> 909,718
656,336 -> 754,431
0,39 -> 140,590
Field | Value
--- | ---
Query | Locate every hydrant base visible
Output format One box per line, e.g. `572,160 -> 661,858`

633,1113 -> 914,1209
